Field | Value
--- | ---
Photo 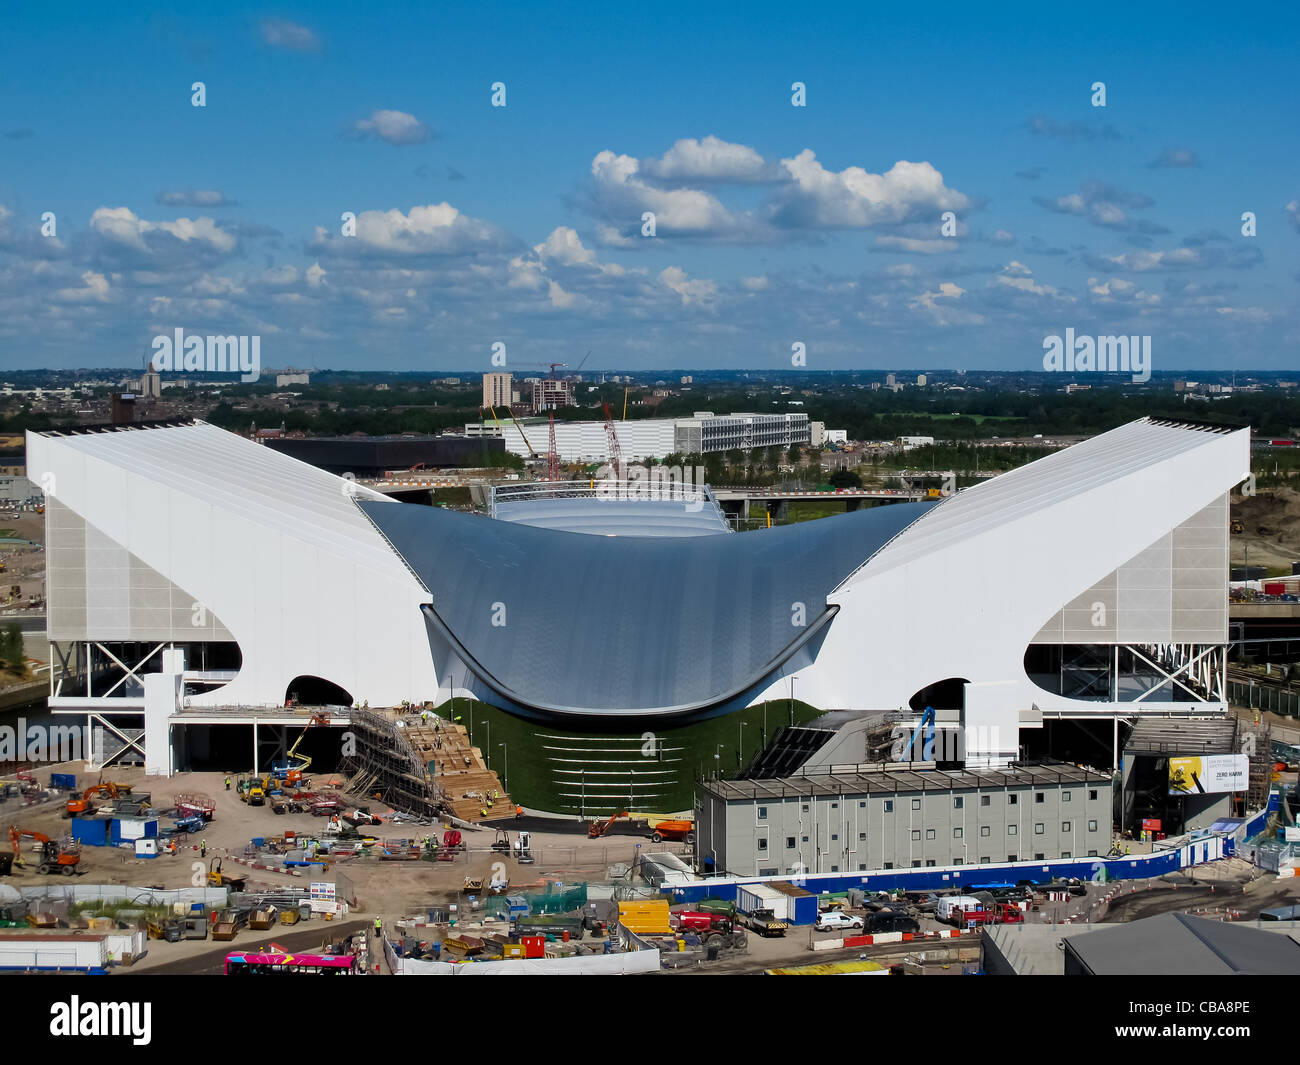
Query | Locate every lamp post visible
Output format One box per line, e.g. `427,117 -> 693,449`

739,721 -> 748,769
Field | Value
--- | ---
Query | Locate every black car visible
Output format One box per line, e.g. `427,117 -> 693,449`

865,911 -> 920,934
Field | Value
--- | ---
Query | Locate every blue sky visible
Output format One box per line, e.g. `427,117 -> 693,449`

1,1 -> 1297,373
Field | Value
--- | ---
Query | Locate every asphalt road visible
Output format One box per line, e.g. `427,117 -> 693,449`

124,919 -> 371,976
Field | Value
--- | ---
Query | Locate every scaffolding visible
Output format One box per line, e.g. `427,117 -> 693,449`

338,707 -> 447,820
1244,718 -> 1274,813
338,706 -> 512,823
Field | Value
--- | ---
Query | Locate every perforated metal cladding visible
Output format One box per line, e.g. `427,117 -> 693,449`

1031,495 -> 1228,645
45,496 -> 233,642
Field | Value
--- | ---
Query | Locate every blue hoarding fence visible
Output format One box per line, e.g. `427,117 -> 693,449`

667,836 -> 1229,923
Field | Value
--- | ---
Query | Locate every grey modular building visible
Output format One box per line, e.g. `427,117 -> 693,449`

697,763 -> 1111,878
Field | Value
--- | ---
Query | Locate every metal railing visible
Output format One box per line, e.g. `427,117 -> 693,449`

1229,680 -> 1300,717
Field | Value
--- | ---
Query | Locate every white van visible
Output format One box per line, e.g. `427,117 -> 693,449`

935,895 -> 985,923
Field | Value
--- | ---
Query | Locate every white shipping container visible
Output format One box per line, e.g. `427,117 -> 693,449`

738,884 -> 790,921
0,934 -> 108,971
640,857 -> 695,888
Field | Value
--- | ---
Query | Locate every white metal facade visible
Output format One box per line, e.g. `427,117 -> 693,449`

762,419 -> 1250,762
28,422 -> 435,709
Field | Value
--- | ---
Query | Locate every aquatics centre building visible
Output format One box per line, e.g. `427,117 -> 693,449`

26,416 -> 1249,815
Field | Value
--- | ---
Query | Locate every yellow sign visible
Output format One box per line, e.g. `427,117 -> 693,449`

1168,754 -> 1248,795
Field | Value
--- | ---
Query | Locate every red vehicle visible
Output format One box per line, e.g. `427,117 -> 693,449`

671,910 -> 745,947
224,951 -> 358,975
673,911 -> 734,934
950,902 -> 1024,927
173,793 -> 215,821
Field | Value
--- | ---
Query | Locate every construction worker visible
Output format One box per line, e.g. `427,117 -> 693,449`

493,789 -> 499,802
200,839 -> 207,858
374,916 -> 382,935
225,776 -> 231,791
480,807 -> 488,818
516,804 -> 524,820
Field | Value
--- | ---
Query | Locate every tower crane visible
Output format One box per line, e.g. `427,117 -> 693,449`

602,401 -> 623,479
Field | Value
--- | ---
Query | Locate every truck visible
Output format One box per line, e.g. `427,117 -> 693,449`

937,896 -> 1024,927
740,908 -> 787,937
935,895 -> 986,924
676,910 -> 738,936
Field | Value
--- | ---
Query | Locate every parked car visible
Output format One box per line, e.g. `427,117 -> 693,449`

865,911 -> 920,934
815,911 -> 865,931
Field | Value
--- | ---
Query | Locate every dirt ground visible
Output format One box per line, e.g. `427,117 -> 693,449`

1232,486 -> 1300,572
2,764 -> 687,928
6,762 -> 1300,974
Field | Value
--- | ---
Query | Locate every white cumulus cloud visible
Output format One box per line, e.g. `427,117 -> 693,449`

345,110 -> 432,146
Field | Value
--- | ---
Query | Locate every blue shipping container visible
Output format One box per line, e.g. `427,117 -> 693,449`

69,818 -> 110,847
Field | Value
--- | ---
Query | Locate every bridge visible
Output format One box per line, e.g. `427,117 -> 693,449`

709,486 -> 936,520
360,477 -> 481,495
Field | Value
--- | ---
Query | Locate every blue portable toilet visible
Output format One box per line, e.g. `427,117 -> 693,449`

50,773 -> 77,790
